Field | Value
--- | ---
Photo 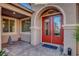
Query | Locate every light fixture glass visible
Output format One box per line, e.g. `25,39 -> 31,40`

13,12 -> 16,14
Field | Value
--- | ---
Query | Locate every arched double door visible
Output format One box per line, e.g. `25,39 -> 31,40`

42,14 -> 64,45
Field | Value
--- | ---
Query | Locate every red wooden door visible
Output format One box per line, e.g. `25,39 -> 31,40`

42,16 -> 51,43
42,14 -> 63,45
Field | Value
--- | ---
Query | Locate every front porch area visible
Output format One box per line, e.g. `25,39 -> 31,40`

3,41 -> 62,56
0,3 -> 77,56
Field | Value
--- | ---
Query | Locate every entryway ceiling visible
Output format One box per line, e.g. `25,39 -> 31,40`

2,8 -> 29,19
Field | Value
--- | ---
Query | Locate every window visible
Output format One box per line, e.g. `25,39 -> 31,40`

44,18 -> 51,35
22,18 -> 31,32
3,19 -> 9,32
2,19 -> 15,32
10,20 -> 15,32
54,15 -> 61,36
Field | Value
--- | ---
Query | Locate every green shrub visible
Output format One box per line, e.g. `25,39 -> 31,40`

75,26 -> 79,42
0,49 -> 6,56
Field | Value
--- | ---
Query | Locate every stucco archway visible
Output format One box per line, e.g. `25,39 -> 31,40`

31,4 -> 76,56
31,4 -> 66,46
35,5 -> 66,26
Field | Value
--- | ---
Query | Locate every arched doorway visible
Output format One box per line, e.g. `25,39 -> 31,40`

32,5 -> 65,46
42,9 -> 63,45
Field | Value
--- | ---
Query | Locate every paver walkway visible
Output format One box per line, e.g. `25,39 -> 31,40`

4,41 -> 62,56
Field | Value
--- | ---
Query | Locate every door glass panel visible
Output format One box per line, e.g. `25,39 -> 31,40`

44,17 -> 50,35
54,15 -> 61,36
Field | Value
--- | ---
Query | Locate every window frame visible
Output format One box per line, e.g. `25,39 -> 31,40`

2,16 -> 16,35
20,17 -> 31,34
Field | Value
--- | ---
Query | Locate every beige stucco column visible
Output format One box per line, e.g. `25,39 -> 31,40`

0,6 -> 2,50
31,12 -> 41,46
31,12 -> 37,46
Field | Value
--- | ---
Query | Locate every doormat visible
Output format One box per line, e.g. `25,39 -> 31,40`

42,44 -> 58,49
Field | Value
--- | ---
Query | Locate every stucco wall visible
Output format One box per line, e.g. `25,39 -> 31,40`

21,33 -> 31,43
55,3 -> 76,56
2,34 -> 19,43
55,3 -> 76,24
31,3 -> 76,55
